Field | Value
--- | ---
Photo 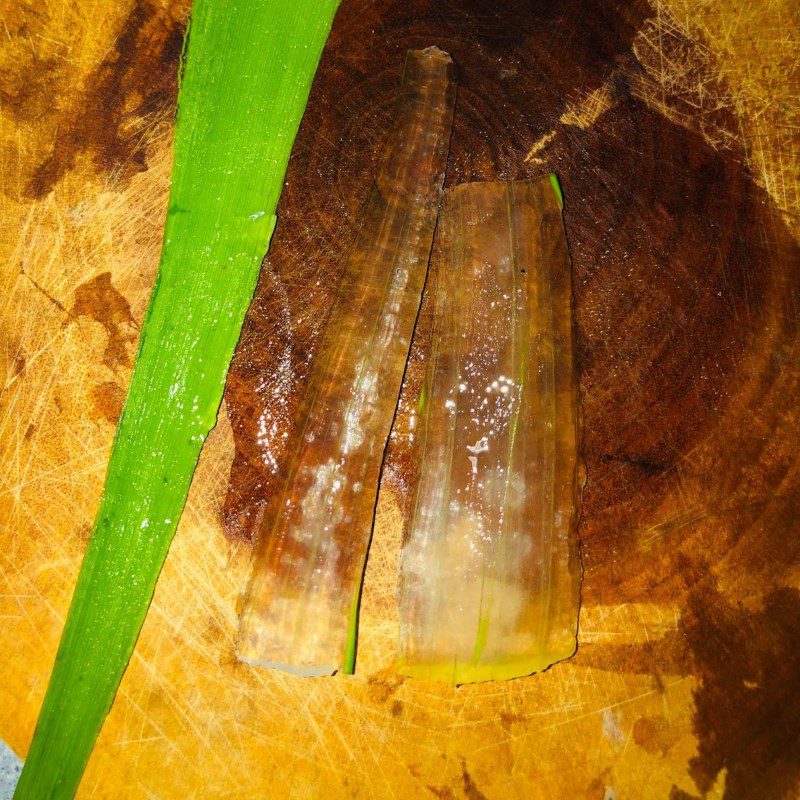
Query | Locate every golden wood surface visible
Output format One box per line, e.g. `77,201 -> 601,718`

1,0 -> 799,798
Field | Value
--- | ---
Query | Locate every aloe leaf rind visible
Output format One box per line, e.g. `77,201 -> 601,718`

14,1 -> 340,797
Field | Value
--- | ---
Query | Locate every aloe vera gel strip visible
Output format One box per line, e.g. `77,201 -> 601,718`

14,2 -> 340,797
237,48 -> 457,676
398,178 -> 582,684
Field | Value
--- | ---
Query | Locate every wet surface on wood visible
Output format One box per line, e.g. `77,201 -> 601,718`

236,48 -> 456,675
398,179 -> 581,683
222,0 -> 653,541
3,0 -> 800,797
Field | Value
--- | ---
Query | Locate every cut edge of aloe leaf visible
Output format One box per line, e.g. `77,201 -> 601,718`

549,172 -> 564,208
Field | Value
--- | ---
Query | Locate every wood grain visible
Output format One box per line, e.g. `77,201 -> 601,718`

1,0 -> 799,798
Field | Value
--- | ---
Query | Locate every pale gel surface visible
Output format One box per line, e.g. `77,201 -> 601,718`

398,178 -> 582,683
237,47 -> 457,675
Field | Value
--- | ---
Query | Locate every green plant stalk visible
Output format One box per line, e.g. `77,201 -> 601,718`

14,1 -> 339,797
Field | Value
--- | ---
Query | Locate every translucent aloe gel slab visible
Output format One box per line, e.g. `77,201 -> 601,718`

237,48 -> 457,676
398,178 -> 582,684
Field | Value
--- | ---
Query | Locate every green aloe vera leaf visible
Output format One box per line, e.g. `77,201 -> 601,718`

14,1 -> 340,797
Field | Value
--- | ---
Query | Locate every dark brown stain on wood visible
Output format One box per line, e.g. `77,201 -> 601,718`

12,353 -> 26,379
632,716 -> 677,756
1,5 -> 63,125
219,0 -> 800,793
687,587 -> 800,800
461,760 -> 490,800
69,272 -> 138,368
90,380 -> 125,424
389,699 -> 403,717
558,90 -> 800,586
670,788 -> 698,800
581,582 -> 800,800
23,0 -> 187,198
366,667 -> 406,704
426,786 -> 457,800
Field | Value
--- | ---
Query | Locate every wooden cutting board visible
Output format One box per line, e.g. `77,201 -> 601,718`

1,1 -> 798,798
